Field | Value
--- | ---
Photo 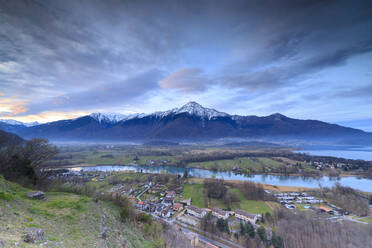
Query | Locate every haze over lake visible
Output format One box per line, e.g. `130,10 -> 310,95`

295,148 -> 372,161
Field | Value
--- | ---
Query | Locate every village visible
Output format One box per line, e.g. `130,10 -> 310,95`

113,179 -> 263,234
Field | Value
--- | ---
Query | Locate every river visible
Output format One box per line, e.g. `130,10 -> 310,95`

69,164 -> 372,192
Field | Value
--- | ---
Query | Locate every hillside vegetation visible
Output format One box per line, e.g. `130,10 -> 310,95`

0,175 -> 152,247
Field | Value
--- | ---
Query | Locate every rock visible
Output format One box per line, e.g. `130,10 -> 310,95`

23,228 -> 44,243
27,191 -> 45,200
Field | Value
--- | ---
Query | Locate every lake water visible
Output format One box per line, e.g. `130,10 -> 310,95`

70,164 -> 372,192
295,148 -> 372,161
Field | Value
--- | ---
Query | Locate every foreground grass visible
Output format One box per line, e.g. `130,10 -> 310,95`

0,176 -> 152,248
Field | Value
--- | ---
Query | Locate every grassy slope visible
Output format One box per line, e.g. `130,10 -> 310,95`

0,176 -> 152,248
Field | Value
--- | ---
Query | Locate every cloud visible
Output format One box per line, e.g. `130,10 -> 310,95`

333,83 -> 372,99
159,68 -> 210,92
0,0 -> 372,124
22,69 -> 162,115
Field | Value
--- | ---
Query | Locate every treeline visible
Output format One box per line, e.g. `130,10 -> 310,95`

201,210 -> 283,248
0,138 -> 57,186
175,150 -> 372,171
315,183 -> 371,216
275,208 -> 372,248
227,181 -> 269,201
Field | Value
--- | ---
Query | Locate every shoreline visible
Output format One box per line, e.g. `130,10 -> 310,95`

47,163 -> 369,179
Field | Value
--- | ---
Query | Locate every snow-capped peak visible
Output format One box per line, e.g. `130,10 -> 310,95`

0,119 -> 39,127
90,113 -> 127,123
147,102 -> 229,120
175,101 -> 229,119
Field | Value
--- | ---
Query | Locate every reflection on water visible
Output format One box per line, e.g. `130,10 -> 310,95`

69,164 -> 372,192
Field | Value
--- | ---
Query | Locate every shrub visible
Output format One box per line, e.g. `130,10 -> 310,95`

0,191 -> 14,201
257,226 -> 266,241
136,212 -> 153,224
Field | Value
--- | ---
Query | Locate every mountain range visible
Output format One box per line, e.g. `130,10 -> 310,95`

0,102 -> 371,145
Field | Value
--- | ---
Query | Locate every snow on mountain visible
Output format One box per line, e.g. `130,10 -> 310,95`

90,112 -> 146,123
90,113 -> 127,123
0,119 -> 39,127
175,101 -> 229,119
147,102 -> 229,120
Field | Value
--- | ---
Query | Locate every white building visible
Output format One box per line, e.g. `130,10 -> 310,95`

235,210 -> 259,224
187,205 -> 207,219
212,208 -> 230,220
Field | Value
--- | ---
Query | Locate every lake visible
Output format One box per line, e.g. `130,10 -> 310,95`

69,164 -> 372,192
295,147 -> 372,161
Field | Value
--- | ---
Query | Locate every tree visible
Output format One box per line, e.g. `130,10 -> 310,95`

246,221 -> 255,238
203,179 -> 227,199
257,226 -> 266,241
240,221 -> 255,238
200,212 -> 216,235
0,138 -> 57,184
271,233 -> 283,248
224,190 -> 240,209
216,218 -> 230,233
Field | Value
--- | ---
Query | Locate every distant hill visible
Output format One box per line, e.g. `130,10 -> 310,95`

143,140 -> 180,146
1,102 -> 371,145
0,129 -> 23,147
221,141 -> 283,148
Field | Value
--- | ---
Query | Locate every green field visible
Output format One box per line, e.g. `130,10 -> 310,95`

183,183 -> 272,214
229,188 -> 272,214
188,157 -> 285,172
183,184 -> 205,208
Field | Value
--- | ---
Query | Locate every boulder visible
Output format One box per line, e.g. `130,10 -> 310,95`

23,228 -> 44,243
26,191 -> 45,200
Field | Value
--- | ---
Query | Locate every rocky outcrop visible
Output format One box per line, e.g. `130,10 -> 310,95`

99,212 -> 107,239
26,191 -> 45,200
23,228 -> 44,243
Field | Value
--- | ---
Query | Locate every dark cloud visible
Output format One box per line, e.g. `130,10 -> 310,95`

333,83 -> 372,99
0,0 -> 371,119
23,69 -> 162,115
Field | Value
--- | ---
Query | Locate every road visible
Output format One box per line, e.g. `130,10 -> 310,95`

342,216 -> 369,225
136,185 -> 149,201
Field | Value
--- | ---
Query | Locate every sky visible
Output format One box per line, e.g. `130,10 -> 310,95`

0,0 -> 372,130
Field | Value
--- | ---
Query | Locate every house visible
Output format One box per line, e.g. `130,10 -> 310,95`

212,208 -> 230,220
166,190 -> 176,197
187,205 -> 207,218
319,206 -> 331,213
164,196 -> 174,204
173,203 -> 184,212
136,201 -> 147,210
235,210 -> 259,224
